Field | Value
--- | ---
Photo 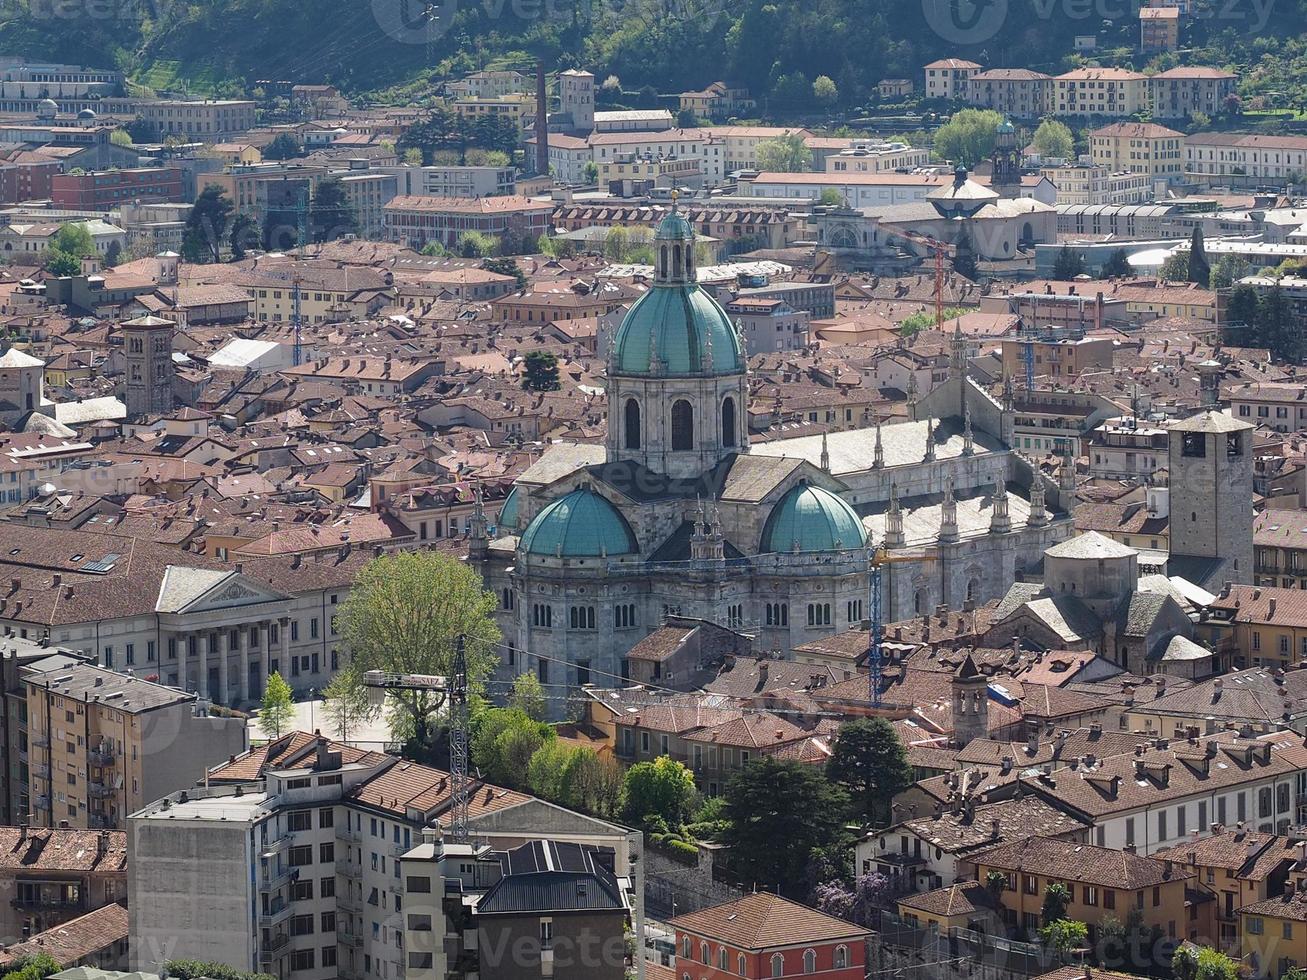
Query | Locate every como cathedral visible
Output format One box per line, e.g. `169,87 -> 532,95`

470,206 -> 1075,709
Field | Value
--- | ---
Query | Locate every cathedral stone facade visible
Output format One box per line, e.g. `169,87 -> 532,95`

473,208 -> 1075,712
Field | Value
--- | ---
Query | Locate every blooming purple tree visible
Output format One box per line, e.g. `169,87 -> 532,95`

811,873 -> 893,926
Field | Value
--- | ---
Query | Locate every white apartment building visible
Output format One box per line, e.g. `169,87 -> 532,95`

446,70 -> 531,100
128,733 -> 641,980
1185,133 -> 1307,186
826,141 -> 931,174
1039,164 -> 1154,205
588,130 -> 725,185
923,59 -> 982,100
386,165 -> 517,199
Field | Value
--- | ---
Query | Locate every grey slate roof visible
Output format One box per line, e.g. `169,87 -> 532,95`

477,840 -> 626,916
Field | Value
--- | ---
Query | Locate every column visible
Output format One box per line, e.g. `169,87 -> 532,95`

279,617 -> 290,680
217,629 -> 229,707
198,631 -> 210,700
259,622 -> 271,699
237,626 -> 250,705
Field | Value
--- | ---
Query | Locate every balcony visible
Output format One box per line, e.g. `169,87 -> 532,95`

30,763 -> 49,780
339,931 -> 364,948
31,735 -> 49,749
259,865 -> 294,892
87,781 -> 114,800
337,894 -> 362,915
259,933 -> 289,963
336,858 -> 362,878
88,746 -> 115,768
258,900 -> 292,928
260,833 -> 291,858
33,795 -> 50,811
89,814 -> 112,830
12,895 -> 85,913
336,826 -> 361,844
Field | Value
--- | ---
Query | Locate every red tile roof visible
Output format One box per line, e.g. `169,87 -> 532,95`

669,892 -> 870,950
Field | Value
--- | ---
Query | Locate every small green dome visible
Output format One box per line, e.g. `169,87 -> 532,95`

612,285 -> 743,376
655,210 -> 694,241
997,118 -> 1015,134
497,486 -> 520,530
761,483 -> 867,554
519,489 -> 638,558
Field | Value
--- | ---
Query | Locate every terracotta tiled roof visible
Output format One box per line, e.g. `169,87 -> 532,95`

0,901 -> 127,967
0,828 -> 126,872
969,836 -> 1193,890
898,881 -> 994,918
1156,829 -> 1301,880
669,892 -> 869,950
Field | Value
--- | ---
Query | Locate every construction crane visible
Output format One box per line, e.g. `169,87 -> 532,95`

867,543 -> 937,707
362,636 -> 471,840
292,187 -> 308,367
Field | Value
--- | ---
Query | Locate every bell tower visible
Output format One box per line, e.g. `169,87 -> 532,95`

606,195 -> 749,479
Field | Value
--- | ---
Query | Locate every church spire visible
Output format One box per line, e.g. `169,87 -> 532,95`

885,483 -> 905,548
1029,472 -> 1049,527
820,430 -> 830,472
924,417 -> 936,462
873,418 -> 884,469
962,406 -> 974,457
990,474 -> 1011,533
940,476 -> 959,544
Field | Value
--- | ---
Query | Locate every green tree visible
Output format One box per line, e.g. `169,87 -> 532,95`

472,707 -> 553,787
483,256 -> 526,289
813,74 -> 838,107
182,185 -> 235,263
677,108 -> 700,128
722,757 -> 851,897
1041,881 -> 1071,926
1032,118 -> 1074,159
456,231 -> 497,257
338,551 -> 500,752
582,160 -> 599,184
45,248 -> 82,277
623,755 -> 697,829
604,226 -> 630,261
264,132 -> 303,161
125,118 -> 154,144
403,147 -> 423,166
1039,918 -> 1087,954
110,128 -> 134,147
103,239 -> 122,267
558,748 -> 624,818
166,961 -> 274,980
0,954 -> 62,980
45,223 -> 96,276
825,718 -> 912,826
229,213 -> 258,260
320,669 -> 377,741
1173,945 -> 1239,980
309,176 -> 358,242
933,109 -> 1004,168
755,132 -> 810,172
420,241 -> 449,257
523,350 -> 561,391
1159,250 -> 1191,283
985,869 -> 1007,904
526,739 -> 575,801
259,671 -> 295,740
1209,253 -> 1250,290
508,672 -> 548,720
1052,245 -> 1086,280
1187,227 -> 1210,286
818,188 -> 846,207
1100,248 -> 1132,278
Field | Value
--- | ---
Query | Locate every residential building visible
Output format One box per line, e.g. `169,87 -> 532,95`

963,836 -> 1192,940
1185,134 -> 1307,187
598,153 -> 703,196
1089,122 -> 1185,182
1208,586 -> 1307,668
825,140 -> 932,174
999,332 -> 1118,385
1140,7 -> 1181,51
51,168 -> 183,209
1053,69 -> 1150,118
0,901 -> 129,972
923,59 -> 983,100
0,826 -> 126,948
333,168 -> 398,239
966,69 -> 1051,119
1086,417 -> 1171,482
237,264 -> 395,324
23,662 -> 246,831
592,109 -> 675,132
127,733 -> 641,980
523,133 -> 590,184
669,892 -> 869,980
381,195 -> 553,249
1150,67 -> 1237,120
1250,512 -> 1307,590
135,100 -> 257,141
1038,165 -> 1153,205
447,69 -> 532,100
387,164 -> 517,199
722,296 -> 810,355
678,81 -> 753,121
1231,382 -> 1307,434
587,130 -> 725,185
700,125 -> 815,173
1237,866 -> 1307,980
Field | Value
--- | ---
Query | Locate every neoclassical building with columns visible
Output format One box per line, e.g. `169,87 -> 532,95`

474,208 -> 1075,712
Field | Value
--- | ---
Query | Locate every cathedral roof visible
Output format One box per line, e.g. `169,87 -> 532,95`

611,283 -> 743,376
497,485 -> 520,530
1045,531 -> 1136,561
761,483 -> 866,554
518,488 -> 638,558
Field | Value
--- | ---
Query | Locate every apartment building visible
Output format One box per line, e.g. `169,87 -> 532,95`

1151,67 -> 1237,119
1089,122 -> 1185,182
966,69 -> 1050,119
23,662 -> 246,831
382,195 -> 553,249
1140,6 -> 1181,51
598,153 -> 702,196
238,265 -> 394,325
446,69 -> 531,100
136,100 -> 257,141
1238,864 -> 1307,979
962,836 -> 1191,941
999,332 -> 1118,384
332,169 -> 398,240
1053,69 -> 1149,118
1039,164 -> 1153,205
387,164 -> 517,199
700,126 -> 815,173
587,130 -> 725,185
51,168 -> 184,209
0,826 -> 126,947
826,141 -> 932,174
1250,515 -> 1307,592
204,164 -> 329,223
1230,382 -> 1307,434
1121,669 -> 1307,735
1185,134 -> 1307,186
723,296 -> 809,355
127,732 -> 641,980
923,59 -> 982,100
1019,731 -> 1307,854
1085,417 -> 1171,482
1208,587 -> 1307,672
523,133 -> 591,184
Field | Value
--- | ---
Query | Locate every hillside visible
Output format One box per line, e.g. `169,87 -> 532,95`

0,0 -> 1298,105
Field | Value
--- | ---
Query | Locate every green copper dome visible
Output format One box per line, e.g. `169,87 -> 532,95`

612,286 -> 743,376
655,210 -> 695,241
497,486 -> 520,531
519,488 -> 638,558
761,483 -> 867,554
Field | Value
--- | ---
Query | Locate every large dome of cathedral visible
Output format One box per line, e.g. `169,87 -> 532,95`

519,488 -> 638,558
761,483 -> 867,554
610,210 -> 743,377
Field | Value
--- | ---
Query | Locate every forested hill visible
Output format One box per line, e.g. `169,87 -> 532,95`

0,0 -> 1297,105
